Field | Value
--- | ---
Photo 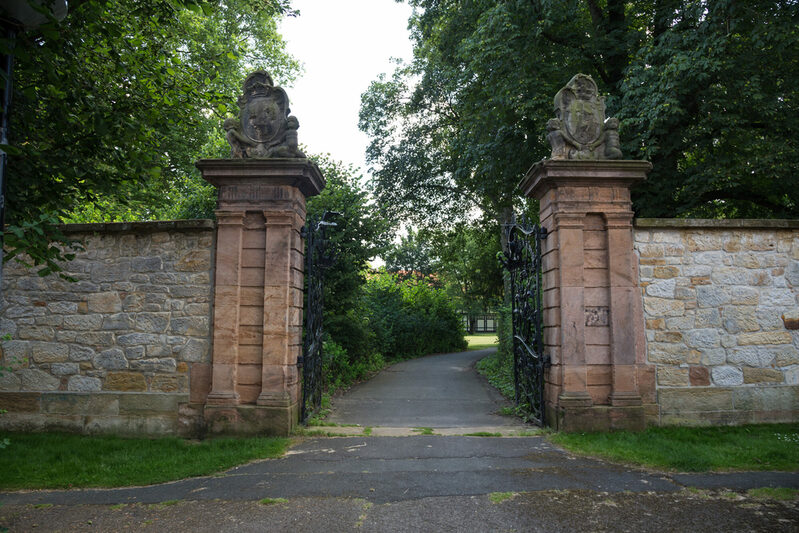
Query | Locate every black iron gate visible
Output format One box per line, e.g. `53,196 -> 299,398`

299,211 -> 338,423
501,215 -> 549,425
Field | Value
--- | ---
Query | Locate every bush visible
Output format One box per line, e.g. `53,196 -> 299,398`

363,271 -> 467,360
322,339 -> 384,392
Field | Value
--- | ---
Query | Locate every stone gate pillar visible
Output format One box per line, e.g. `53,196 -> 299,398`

519,74 -> 654,431
195,71 -> 324,435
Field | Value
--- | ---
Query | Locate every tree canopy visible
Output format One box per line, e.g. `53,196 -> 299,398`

360,0 -> 799,227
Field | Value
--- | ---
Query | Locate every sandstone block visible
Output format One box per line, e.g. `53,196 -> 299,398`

1,340 -> 30,362
687,234 -> 723,251
184,303 -> 210,316
67,375 -> 102,392
684,265 -> 712,277
712,366 -> 743,386
785,261 -> 799,287
87,292 -> 122,313
737,331 -> 792,345
646,279 -> 676,298
654,331 -> 682,343
695,308 -> 721,328
63,314 -> 103,330
150,374 -> 188,393
104,372 -> 147,391
118,393 -> 185,414
689,366 -> 711,386
132,256 -> 163,272
47,301 -> 78,314
170,317 -> 209,336
760,288 -> 795,307
135,312 -> 170,333
122,293 -> 145,312
0,371 -> 21,391
50,363 -> 79,377
91,262 -> 131,283
69,345 -> 96,362
693,251 -> 725,265
117,333 -> 162,346
721,307 -> 760,333
665,315 -> 696,331
699,348 -> 727,366
684,329 -> 720,349
742,367 -> 783,384
774,345 -> 799,366
19,368 -> 60,391
730,286 -> 759,305
696,286 -> 730,308
175,250 -> 212,272
130,358 -> 177,373
124,346 -> 145,360
646,318 -> 666,330
649,342 -> 693,365
177,338 -> 210,363
101,313 -> 135,331
17,326 -> 55,341
30,341 -> 69,363
727,346 -> 775,367
657,366 -> 690,386
784,366 -> 799,385
94,348 -> 128,370
733,386 -> 798,412
659,387 -> 733,413
644,297 -> 684,317
653,266 -> 679,279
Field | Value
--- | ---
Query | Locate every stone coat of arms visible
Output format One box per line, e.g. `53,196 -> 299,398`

224,70 -> 305,159
547,74 -> 622,160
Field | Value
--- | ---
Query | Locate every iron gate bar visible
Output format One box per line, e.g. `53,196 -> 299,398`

501,215 -> 549,426
299,210 -> 338,424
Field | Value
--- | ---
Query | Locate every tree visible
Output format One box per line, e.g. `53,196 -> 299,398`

384,228 -> 435,279
427,222 -> 503,330
1,0 -> 299,273
305,154 -> 393,362
359,0 -> 799,229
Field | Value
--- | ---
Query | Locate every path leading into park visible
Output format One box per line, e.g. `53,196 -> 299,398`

325,347 -> 530,433
2,349 -> 798,531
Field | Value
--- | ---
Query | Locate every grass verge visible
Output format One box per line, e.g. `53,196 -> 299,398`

550,423 -> 799,472
0,432 -> 290,490
465,334 -> 499,351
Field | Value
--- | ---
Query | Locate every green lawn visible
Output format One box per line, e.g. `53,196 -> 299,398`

0,432 -> 289,490
465,333 -> 498,351
550,423 -> 799,472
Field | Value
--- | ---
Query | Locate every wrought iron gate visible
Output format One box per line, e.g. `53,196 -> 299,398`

501,215 -> 549,425
299,211 -> 338,423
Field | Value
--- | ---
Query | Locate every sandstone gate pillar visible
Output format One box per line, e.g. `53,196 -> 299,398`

197,159 -> 324,435
519,159 -> 653,431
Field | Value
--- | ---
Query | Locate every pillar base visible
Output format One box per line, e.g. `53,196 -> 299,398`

204,391 -> 240,406
551,404 -> 646,432
558,391 -> 593,408
203,404 -> 299,437
609,391 -> 643,407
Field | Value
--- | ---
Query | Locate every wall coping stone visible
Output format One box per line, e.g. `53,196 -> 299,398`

635,218 -> 799,230
55,219 -> 215,235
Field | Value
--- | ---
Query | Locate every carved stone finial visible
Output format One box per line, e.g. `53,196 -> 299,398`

547,74 -> 622,160
224,70 -> 305,159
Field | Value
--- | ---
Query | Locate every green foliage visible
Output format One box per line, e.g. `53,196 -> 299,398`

4,212 -> 83,281
0,432 -> 289,489
384,228 -> 435,276
550,423 -> 799,472
3,0 -> 298,269
363,270 -> 467,360
323,339 -> 384,392
475,348 -> 515,402
360,0 -> 799,225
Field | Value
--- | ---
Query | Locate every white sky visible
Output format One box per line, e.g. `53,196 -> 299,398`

278,0 -> 414,176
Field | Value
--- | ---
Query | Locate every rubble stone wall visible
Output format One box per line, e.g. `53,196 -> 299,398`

0,220 -> 215,436
634,219 -> 799,425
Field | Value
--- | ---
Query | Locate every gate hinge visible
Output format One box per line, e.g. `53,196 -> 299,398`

538,226 -> 548,240
296,355 -> 304,368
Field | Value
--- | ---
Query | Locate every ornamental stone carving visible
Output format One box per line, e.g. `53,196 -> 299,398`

547,74 -> 622,160
224,70 -> 305,159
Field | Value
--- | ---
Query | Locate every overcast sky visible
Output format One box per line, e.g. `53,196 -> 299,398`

278,0 -> 414,176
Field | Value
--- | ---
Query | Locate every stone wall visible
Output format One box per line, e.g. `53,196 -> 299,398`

0,221 -> 215,436
634,219 -> 799,425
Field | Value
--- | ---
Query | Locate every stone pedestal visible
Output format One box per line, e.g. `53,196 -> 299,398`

519,159 -> 653,431
197,159 -> 324,435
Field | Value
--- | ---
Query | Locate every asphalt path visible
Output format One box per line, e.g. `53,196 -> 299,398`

326,348 -> 526,430
2,348 -> 797,531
